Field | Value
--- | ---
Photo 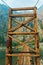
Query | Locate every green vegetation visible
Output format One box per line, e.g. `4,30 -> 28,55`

40,46 -> 43,60
0,50 -> 5,65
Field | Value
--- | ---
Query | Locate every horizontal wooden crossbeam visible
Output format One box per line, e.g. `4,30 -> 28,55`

10,14 -> 35,17
8,32 -> 38,35
6,53 -> 39,57
11,7 -> 37,11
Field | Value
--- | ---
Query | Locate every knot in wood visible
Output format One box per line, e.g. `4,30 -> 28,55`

21,23 -> 24,26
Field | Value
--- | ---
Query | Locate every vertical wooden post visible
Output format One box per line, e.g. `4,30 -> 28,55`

34,7 -> 40,65
6,9 -> 12,65
8,9 -> 12,65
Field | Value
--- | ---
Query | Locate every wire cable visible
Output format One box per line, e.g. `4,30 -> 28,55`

34,0 -> 39,7
1,0 -> 11,8
1,0 -> 40,8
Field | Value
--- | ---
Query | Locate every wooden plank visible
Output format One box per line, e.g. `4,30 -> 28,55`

25,47 -> 31,65
10,14 -> 35,17
11,7 -> 37,11
6,54 -> 39,57
17,46 -> 25,65
8,32 -> 38,35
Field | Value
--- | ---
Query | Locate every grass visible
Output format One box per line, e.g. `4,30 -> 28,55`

0,45 -> 43,65
0,50 -> 17,65
40,45 -> 43,60
0,50 -> 5,65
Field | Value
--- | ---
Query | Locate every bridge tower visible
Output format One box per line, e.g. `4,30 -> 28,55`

6,7 -> 40,65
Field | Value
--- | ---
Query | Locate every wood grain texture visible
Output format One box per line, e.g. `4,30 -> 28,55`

6,7 -> 40,65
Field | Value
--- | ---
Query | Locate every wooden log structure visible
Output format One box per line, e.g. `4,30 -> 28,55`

6,7 -> 40,65
10,14 -> 35,17
11,7 -> 37,11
